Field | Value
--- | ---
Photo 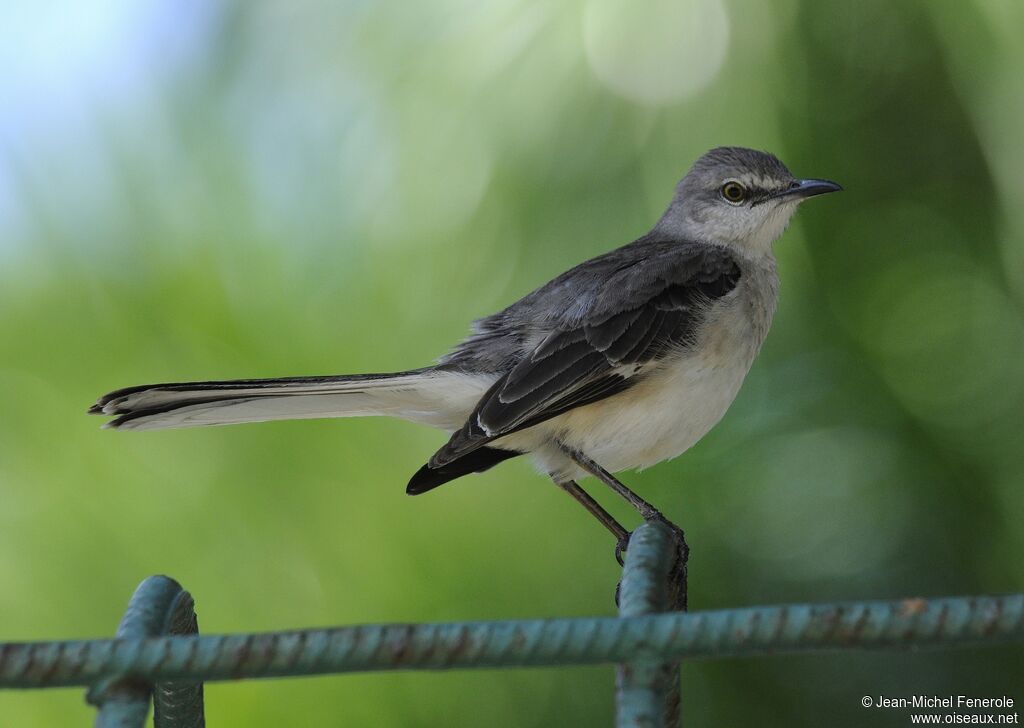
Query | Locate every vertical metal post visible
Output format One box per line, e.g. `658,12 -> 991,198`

88,576 -> 205,728
616,521 -> 687,728
152,589 -> 205,728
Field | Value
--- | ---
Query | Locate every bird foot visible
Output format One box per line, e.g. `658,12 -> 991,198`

612,515 -> 688,565
645,513 -> 689,563
645,514 -> 689,611
612,515 -> 689,610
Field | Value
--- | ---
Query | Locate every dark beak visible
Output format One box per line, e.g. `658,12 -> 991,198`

785,178 -> 843,200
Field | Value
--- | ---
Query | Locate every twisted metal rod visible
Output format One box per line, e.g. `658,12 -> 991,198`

616,522 -> 685,728
88,578 -> 177,727
2,587 -> 1020,689
87,576 -> 204,728
151,587 -> 205,728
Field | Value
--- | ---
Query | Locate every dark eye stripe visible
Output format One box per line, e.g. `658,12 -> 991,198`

749,186 -> 789,207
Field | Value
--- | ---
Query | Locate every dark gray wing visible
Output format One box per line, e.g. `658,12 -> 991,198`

429,243 -> 741,468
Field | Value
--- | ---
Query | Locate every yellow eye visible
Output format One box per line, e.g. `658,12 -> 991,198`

720,181 -> 747,204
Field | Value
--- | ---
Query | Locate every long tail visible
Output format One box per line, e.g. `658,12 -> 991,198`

89,368 -> 474,431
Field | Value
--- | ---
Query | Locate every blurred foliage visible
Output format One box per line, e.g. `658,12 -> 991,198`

1,0 -> 1022,725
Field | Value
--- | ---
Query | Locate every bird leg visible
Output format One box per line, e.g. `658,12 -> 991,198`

559,445 -> 689,605
552,478 -> 631,563
561,446 -> 669,522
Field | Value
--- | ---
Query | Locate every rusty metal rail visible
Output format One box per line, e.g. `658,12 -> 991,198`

1,522 -> 1021,727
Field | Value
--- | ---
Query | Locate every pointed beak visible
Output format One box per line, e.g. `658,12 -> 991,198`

785,178 -> 843,200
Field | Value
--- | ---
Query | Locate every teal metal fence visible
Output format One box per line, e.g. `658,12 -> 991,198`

2,521 -> 1022,727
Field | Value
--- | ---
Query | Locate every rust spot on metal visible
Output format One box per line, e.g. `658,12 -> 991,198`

232,635 -> 255,678
102,675 -> 152,703
255,635 -> 275,667
772,608 -> 789,644
849,606 -> 870,643
286,631 -> 308,669
40,642 -> 65,683
347,626 -> 365,656
63,643 -> 87,681
22,644 -> 35,680
511,626 -> 527,652
935,602 -> 949,636
446,625 -> 471,664
184,636 -> 199,672
982,600 -> 1003,637
745,610 -> 761,645
666,613 -> 683,654
389,626 -> 415,664
832,606 -> 868,644
816,607 -> 841,641
422,640 -> 439,664
899,598 -> 927,617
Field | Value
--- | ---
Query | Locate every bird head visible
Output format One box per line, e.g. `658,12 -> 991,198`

655,146 -> 841,254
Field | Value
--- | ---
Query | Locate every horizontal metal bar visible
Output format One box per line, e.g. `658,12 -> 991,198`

1,592 -> 1020,689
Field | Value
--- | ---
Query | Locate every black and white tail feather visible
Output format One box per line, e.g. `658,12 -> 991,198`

89,367 -> 524,494
92,369 -> 448,431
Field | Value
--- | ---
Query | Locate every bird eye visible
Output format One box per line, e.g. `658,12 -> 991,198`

720,182 -> 747,204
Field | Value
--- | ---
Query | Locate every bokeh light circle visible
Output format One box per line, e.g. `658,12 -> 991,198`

583,0 -> 730,105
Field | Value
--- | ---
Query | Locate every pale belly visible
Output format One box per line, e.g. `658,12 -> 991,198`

502,349 -> 751,481
494,301 -> 768,481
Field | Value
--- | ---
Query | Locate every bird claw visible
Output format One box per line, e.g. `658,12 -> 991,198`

612,519 -> 690,610
614,533 -> 630,566
644,514 -> 689,611
643,514 -> 689,560
613,516 -> 688,566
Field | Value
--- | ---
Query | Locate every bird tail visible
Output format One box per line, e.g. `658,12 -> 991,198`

89,368 -> 469,431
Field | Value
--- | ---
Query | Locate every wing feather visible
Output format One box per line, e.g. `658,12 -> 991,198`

430,243 -> 741,467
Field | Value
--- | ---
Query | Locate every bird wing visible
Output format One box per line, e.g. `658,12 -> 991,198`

429,243 -> 741,468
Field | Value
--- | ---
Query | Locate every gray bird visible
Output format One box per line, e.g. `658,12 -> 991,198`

90,147 -> 840,554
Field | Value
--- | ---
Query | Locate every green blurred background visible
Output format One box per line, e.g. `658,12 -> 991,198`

1,1 -> 1022,725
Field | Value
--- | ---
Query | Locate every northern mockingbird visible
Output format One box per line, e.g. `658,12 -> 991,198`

90,147 -> 840,559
